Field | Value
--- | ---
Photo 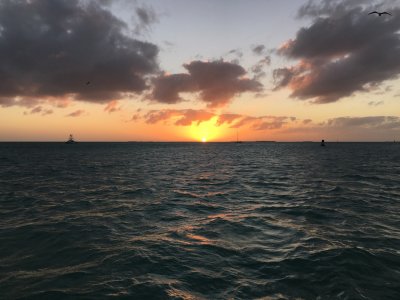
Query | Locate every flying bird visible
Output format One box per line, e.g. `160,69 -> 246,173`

86,81 -> 90,85
368,11 -> 391,16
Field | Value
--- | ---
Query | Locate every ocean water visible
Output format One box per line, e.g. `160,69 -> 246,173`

0,142 -> 399,300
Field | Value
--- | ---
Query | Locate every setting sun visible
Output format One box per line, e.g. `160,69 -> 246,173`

185,116 -> 225,142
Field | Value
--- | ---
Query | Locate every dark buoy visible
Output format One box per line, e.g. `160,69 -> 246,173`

320,139 -> 325,146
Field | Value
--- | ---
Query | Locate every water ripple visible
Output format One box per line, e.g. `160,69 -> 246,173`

0,142 -> 399,299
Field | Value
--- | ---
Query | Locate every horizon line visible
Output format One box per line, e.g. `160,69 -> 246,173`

0,140 -> 397,143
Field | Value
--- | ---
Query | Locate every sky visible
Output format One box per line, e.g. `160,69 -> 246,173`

0,0 -> 400,142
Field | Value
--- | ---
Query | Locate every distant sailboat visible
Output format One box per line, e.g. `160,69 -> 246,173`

65,134 -> 76,144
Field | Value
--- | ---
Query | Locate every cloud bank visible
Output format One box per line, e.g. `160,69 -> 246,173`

274,0 -> 400,103
151,60 -> 263,107
0,0 -> 159,107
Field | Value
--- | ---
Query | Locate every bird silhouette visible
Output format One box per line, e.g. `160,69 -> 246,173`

86,81 -> 90,85
368,11 -> 391,16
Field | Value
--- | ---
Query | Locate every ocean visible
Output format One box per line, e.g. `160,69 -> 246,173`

0,142 -> 399,299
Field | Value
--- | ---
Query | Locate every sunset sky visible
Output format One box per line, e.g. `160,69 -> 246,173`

1,0 -> 400,141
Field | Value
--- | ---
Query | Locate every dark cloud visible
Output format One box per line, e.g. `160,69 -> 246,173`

274,0 -> 400,103
185,61 -> 262,107
303,118 -> 313,124
0,0 -> 159,107
297,0 -> 369,19
252,44 -> 266,55
273,68 -> 294,90
151,74 -> 195,104
66,109 -> 85,117
151,60 -> 263,107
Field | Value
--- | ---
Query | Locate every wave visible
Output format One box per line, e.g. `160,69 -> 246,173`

1,142 -> 399,299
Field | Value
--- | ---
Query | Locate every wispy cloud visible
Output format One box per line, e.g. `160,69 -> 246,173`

325,116 -> 400,129
251,56 -> 271,80
134,5 -> 159,35
144,109 -> 215,126
138,109 -> 297,131
368,100 -> 384,106
271,115 -> 400,141
228,115 -> 295,131
66,110 -> 86,117
227,49 -> 244,59
104,100 -> 121,113
23,106 -> 53,116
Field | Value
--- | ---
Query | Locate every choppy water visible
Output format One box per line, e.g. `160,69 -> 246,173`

0,142 -> 399,299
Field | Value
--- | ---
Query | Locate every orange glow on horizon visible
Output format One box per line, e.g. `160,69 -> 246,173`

185,116 -> 224,141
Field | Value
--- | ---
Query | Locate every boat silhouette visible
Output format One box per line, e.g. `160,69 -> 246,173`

65,134 -> 77,144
